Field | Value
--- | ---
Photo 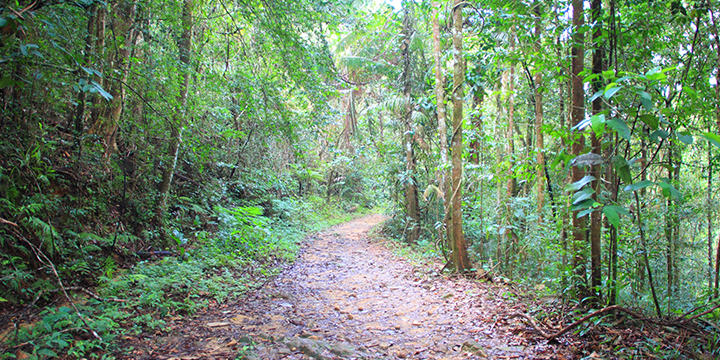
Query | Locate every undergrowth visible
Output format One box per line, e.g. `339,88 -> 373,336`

0,197 -> 367,360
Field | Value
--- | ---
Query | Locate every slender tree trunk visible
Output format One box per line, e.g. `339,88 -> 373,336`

71,4 -> 97,146
534,3 -> 545,224
433,1 -> 451,248
635,192 -> 663,317
709,4 -> 720,298
571,0 -> 588,299
608,131 -> 619,306
665,141 -> 675,302
450,0 -> 471,273
89,0 -> 136,155
90,5 -> 106,125
589,0 -> 603,303
401,4 -> 420,244
505,30 -> 519,258
158,0 -> 193,232
709,144 -> 714,291
636,131 -> 648,293
494,83 -> 504,267
470,93 -> 483,165
559,75 -> 569,285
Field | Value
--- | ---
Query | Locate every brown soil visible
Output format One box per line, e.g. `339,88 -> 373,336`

117,214 -> 568,359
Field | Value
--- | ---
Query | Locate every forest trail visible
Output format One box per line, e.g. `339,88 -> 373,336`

123,215 -> 559,359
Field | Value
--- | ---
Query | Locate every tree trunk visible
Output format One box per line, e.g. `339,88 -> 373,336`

90,4 -> 106,125
449,0 -> 471,273
571,0 -> 588,299
494,82 -> 504,267
589,0 -> 603,303
708,144 -> 714,292
89,0 -> 136,155
432,1 -> 451,248
401,4 -> 420,244
158,0 -> 193,231
709,2 -> 720,298
506,30 -> 520,259
70,4 -> 98,145
534,2 -> 545,224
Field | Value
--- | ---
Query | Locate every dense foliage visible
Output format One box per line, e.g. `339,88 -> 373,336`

3,0 -> 720,357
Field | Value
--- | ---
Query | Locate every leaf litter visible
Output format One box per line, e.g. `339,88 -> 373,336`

114,215 -> 575,359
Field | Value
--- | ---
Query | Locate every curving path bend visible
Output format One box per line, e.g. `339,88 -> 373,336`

139,214 -> 560,359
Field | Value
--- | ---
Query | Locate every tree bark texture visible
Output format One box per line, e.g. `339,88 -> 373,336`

450,0 -> 472,273
534,2 -> 545,224
401,4 -> 420,244
432,1 -> 452,248
590,0 -> 603,302
89,0 -> 136,155
158,0 -> 193,229
571,0 -> 588,298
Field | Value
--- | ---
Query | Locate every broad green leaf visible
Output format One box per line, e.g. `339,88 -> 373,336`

677,132 -> 693,145
624,180 -> 655,192
639,114 -> 659,130
0,18 -> 6,27
607,204 -> 630,216
604,86 -> 621,100
658,180 -> 684,202
551,149 -> 570,170
91,80 -> 113,100
640,97 -> 653,111
590,114 -> 606,137
607,118 -> 630,141
577,207 -> 599,218
650,129 -> 669,143
81,66 -> 103,77
702,132 -> 720,149
37,349 -> 59,357
605,82 -> 618,92
572,198 -> 597,212
603,206 -> 620,229
566,175 -> 596,192
683,85 -> 697,98
0,76 -> 14,89
603,205 -> 630,229
573,116 -> 593,131
583,73 -> 600,83
602,69 -> 615,78
572,187 -> 595,205
613,155 -> 632,184
589,90 -> 604,103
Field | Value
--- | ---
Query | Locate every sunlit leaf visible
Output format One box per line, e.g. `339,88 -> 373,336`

572,187 -> 595,205
590,114 -> 605,137
604,86 -> 621,100
702,132 -> 720,149
566,175 -> 596,192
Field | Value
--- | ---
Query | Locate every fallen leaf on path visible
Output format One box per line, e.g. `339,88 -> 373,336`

206,322 -> 231,327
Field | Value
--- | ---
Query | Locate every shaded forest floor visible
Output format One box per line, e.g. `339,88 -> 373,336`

116,215 -> 570,359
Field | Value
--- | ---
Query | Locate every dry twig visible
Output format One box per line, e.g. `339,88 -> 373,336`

509,305 -> 649,340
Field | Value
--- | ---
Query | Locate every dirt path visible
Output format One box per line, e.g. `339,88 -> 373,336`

127,215 -> 561,359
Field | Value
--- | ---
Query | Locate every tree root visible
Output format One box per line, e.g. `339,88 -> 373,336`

509,305 -> 650,340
